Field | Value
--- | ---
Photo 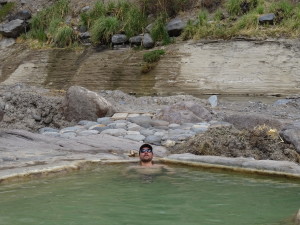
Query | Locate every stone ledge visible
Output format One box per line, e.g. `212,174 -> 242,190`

161,154 -> 300,179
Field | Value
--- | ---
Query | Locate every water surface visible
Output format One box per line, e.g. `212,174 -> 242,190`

0,165 -> 299,225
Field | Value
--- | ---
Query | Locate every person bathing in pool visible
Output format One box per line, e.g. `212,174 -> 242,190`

125,143 -> 174,175
139,143 -> 154,167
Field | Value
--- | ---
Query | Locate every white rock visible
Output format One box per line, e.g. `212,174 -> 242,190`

111,113 -> 128,120
161,140 -> 176,147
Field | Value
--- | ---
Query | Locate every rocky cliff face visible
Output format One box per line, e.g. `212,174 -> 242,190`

1,39 -> 300,97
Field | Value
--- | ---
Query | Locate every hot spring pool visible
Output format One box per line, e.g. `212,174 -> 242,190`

0,164 -> 299,225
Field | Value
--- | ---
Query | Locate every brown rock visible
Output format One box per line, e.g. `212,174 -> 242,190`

63,86 -> 115,122
156,101 -> 212,124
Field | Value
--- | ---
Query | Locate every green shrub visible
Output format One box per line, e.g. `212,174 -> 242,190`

234,12 -> 258,29
53,25 -> 74,47
214,9 -> 224,21
137,0 -> 194,17
198,10 -> 209,25
226,0 -> 242,16
80,0 -> 146,39
182,19 -> 197,40
122,7 -> 147,37
90,16 -> 120,44
0,2 -> 15,22
256,5 -> 264,14
143,49 -> 165,63
150,15 -> 171,45
28,0 -> 69,41
270,0 -> 294,23
48,18 -> 63,37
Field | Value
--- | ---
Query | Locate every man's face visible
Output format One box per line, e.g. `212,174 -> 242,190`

139,148 -> 153,162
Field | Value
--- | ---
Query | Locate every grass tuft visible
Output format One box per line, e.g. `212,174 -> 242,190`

0,2 -> 15,22
53,25 -> 74,47
150,15 -> 171,45
90,16 -> 120,44
143,49 -> 165,63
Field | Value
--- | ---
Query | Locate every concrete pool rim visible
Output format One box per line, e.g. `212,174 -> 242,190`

1,155 -> 300,184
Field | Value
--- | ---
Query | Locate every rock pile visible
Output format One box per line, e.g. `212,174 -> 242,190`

39,112 -> 229,147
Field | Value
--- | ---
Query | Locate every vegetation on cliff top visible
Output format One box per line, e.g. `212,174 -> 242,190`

17,0 -> 300,48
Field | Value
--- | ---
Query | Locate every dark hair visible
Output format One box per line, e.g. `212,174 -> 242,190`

139,143 -> 153,152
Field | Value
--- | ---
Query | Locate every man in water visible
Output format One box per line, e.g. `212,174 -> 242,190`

125,143 -> 173,177
139,143 -> 154,167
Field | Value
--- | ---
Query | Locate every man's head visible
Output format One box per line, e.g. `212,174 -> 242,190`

139,144 -> 153,164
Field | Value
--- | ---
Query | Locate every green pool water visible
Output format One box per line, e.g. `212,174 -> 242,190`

0,165 -> 299,225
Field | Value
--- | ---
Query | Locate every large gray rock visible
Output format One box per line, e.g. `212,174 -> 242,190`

127,116 -> 152,128
0,19 -> 28,38
142,33 -> 154,49
145,135 -> 162,145
259,13 -> 275,25
280,121 -> 300,154
8,10 -> 32,21
224,113 -> 283,130
0,0 -> 8,5
129,35 -> 143,46
166,18 -> 185,37
156,101 -> 212,124
63,86 -> 115,122
111,34 -> 128,45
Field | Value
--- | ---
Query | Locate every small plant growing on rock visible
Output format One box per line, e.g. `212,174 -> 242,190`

143,49 -> 165,63
141,49 -> 165,73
